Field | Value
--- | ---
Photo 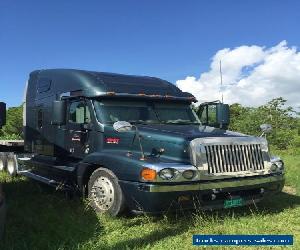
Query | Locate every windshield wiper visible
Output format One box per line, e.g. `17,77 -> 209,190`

128,120 -> 160,125
163,120 -> 201,125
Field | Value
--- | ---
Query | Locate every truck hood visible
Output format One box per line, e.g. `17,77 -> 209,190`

137,124 -> 247,141
103,123 -> 259,163
130,124 -> 252,163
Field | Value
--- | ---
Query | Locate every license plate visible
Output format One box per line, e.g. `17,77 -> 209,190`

224,197 -> 243,208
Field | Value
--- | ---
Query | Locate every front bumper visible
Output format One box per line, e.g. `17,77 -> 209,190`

119,174 -> 284,213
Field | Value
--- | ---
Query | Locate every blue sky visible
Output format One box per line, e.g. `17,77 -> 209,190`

1,0 -> 300,106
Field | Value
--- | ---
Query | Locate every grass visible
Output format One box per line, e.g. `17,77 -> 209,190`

0,152 -> 299,250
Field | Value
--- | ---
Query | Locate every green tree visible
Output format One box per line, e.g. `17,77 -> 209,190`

229,97 -> 297,149
0,104 -> 23,139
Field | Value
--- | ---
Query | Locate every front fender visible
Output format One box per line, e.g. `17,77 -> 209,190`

76,150 -> 191,193
81,151 -> 146,181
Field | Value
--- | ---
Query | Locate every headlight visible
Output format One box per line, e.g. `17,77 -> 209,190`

182,170 -> 195,180
141,164 -> 199,182
158,168 -> 177,180
270,164 -> 278,172
270,156 -> 284,172
275,160 -> 284,170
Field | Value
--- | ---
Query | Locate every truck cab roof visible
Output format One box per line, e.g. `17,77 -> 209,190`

29,69 -> 196,102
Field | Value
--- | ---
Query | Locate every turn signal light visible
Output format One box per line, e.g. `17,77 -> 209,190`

141,168 -> 157,181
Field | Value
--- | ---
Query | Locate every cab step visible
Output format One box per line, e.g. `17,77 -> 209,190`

18,170 -> 58,186
18,170 -> 73,191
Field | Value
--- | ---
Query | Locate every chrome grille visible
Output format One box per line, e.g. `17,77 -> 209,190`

205,144 -> 264,174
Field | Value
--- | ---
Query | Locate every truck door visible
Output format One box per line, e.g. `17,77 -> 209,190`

66,99 -> 91,158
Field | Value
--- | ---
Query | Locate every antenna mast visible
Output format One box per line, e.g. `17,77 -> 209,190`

219,60 -> 223,103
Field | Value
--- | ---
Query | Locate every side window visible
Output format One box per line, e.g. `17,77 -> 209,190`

69,101 -> 91,124
37,78 -> 51,93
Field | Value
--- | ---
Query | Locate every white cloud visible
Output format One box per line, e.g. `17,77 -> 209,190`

176,41 -> 300,109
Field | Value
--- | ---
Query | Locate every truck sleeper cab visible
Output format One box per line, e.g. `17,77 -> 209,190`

4,69 -> 285,215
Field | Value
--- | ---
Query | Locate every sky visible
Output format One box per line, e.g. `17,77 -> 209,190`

1,1 -> 300,108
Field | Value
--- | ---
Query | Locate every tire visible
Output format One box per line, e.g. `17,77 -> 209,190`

88,168 -> 126,216
7,154 -> 17,176
0,153 -> 7,171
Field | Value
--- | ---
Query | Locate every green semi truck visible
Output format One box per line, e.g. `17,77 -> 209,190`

0,69 -> 284,216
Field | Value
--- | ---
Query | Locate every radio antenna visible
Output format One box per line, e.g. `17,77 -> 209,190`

219,60 -> 224,103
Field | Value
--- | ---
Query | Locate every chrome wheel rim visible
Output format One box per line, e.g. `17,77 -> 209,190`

7,159 -> 15,174
91,176 -> 115,211
0,160 -> 4,171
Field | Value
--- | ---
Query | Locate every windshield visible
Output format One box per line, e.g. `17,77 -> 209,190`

93,100 -> 200,125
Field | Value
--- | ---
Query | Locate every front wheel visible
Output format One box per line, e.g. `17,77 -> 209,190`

88,168 -> 126,216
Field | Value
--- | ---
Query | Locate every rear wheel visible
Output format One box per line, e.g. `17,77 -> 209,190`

88,168 -> 126,216
7,154 -> 17,176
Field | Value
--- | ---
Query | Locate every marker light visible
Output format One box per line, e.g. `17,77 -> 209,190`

141,168 -> 157,181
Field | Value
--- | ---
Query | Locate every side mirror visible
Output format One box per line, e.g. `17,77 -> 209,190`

198,102 -> 230,130
260,124 -> 272,137
51,100 -> 66,125
216,103 -> 230,129
113,121 -> 133,132
0,102 -> 6,128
